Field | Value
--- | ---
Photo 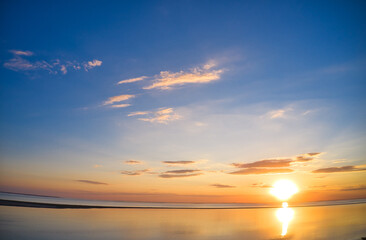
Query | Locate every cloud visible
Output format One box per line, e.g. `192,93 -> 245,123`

88,60 -> 102,67
104,94 -> 135,105
159,169 -> 202,178
3,50 -> 102,75
312,165 -> 366,173
118,76 -> 148,85
268,108 -> 294,119
143,61 -> 224,90
165,170 -> 200,174
162,161 -> 196,165
340,185 -> 366,191
10,50 -> 34,56
250,183 -> 271,188
75,180 -> 108,185
230,153 -> 323,175
307,152 -> 322,156
127,111 -> 150,117
136,108 -> 181,124
121,169 -> 150,176
60,65 -> 67,74
230,168 -> 294,175
211,183 -> 236,188
125,160 -> 142,165
159,173 -> 203,178
232,159 -> 293,168
93,164 -> 102,168
109,104 -> 131,108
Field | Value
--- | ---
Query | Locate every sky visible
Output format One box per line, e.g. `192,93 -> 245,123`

0,0 -> 365,203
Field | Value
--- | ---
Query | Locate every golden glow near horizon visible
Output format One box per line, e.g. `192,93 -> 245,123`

270,179 -> 299,201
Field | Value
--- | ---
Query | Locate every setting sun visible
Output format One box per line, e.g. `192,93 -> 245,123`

270,180 -> 299,201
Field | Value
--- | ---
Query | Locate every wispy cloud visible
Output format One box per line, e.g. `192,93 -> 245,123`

10,50 -> 34,56
143,61 -> 224,90
250,183 -> 271,188
118,76 -> 148,85
121,169 -> 150,176
3,50 -> 102,75
75,180 -> 108,185
230,168 -> 294,175
340,185 -> 366,191
268,108 -> 293,119
93,164 -> 102,168
125,160 -> 142,165
103,94 -> 135,105
87,60 -> 102,67
109,104 -> 131,108
159,169 -> 202,178
230,152 -> 322,175
211,183 -> 236,188
312,165 -> 366,173
127,111 -> 150,117
232,159 -> 293,168
162,161 -> 196,165
133,107 -> 181,124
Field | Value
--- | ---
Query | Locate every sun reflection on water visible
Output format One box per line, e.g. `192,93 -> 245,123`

276,202 -> 295,236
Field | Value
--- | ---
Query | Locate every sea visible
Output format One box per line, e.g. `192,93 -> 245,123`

0,192 -> 365,240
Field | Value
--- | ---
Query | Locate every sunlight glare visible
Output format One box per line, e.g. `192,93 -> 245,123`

270,179 -> 299,201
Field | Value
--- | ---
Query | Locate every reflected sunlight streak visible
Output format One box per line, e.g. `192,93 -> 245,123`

276,202 -> 295,236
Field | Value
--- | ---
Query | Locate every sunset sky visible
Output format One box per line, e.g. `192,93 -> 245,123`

0,0 -> 365,203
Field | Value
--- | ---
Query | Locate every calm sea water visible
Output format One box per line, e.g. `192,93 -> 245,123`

0,193 -> 366,240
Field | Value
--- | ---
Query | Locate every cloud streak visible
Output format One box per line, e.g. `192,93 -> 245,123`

125,160 -> 142,165
230,168 -> 294,175
104,94 -> 135,105
211,184 -> 236,188
118,76 -> 148,84
162,161 -> 196,165
130,107 -> 181,124
230,152 -> 322,175
143,63 -> 223,90
121,169 -> 151,176
312,165 -> 366,173
3,50 -> 102,75
75,180 -> 108,185
232,159 -> 293,168
159,169 -> 202,178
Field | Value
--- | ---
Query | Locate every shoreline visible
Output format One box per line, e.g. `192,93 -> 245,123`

1,199 -> 366,210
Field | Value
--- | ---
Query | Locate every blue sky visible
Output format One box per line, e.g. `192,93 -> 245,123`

0,0 -> 365,202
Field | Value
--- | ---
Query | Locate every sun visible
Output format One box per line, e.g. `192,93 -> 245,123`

270,179 -> 299,201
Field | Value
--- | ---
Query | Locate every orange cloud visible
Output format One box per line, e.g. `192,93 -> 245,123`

124,160 -> 142,165
117,76 -> 148,84
211,184 -> 236,188
104,94 -> 135,105
127,111 -> 150,117
137,108 -> 181,124
250,183 -> 271,188
143,62 -> 223,90
109,104 -> 131,108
